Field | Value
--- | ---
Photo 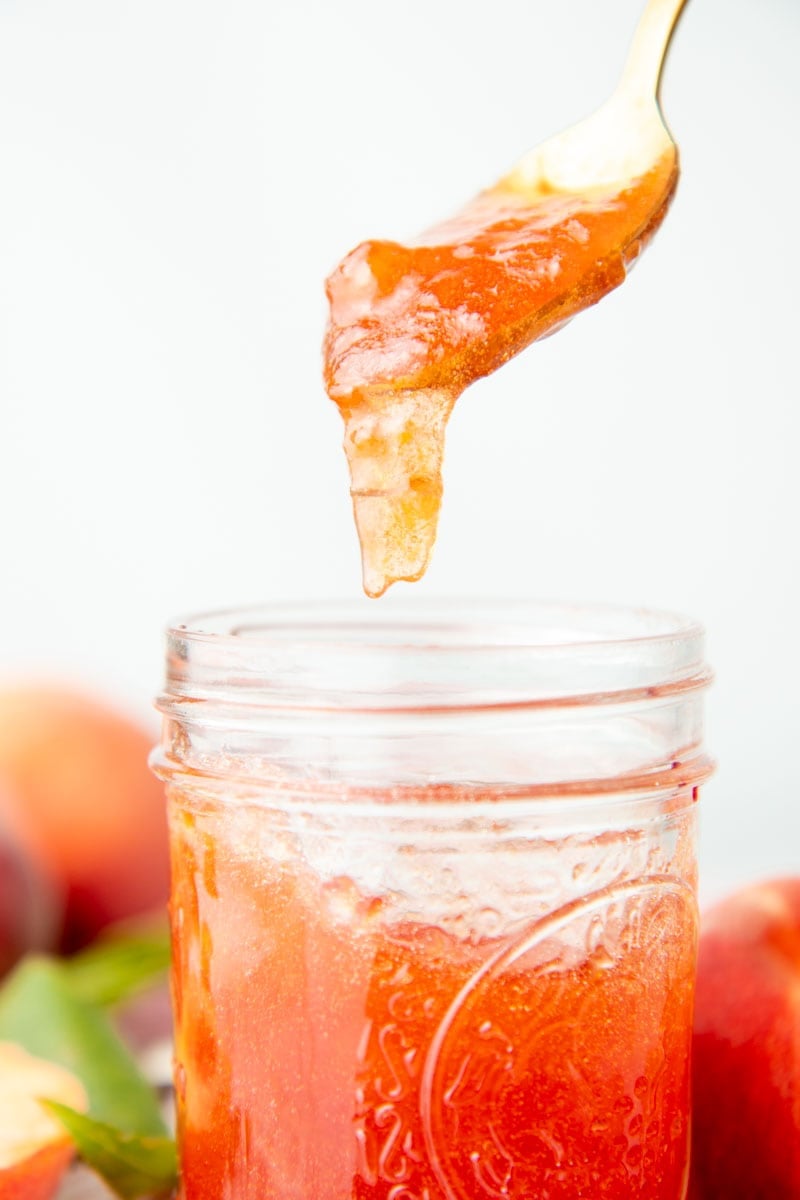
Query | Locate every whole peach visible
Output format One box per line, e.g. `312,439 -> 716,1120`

690,877 -> 800,1198
0,807 -> 61,977
0,687 -> 169,951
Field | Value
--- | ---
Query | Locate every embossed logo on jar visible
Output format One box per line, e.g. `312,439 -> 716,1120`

354,945 -> 435,1194
418,878 -> 696,1200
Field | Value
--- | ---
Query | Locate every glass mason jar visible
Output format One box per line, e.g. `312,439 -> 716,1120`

153,600 -> 713,1200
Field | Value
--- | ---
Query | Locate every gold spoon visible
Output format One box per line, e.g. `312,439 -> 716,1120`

324,0 -> 690,598
503,0 -> 688,199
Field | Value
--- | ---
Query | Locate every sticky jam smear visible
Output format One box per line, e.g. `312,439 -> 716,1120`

323,151 -> 676,597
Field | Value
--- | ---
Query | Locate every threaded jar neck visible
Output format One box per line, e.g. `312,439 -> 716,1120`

154,599 -> 712,796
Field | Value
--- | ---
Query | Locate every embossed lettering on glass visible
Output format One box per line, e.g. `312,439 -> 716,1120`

154,601 -> 712,1200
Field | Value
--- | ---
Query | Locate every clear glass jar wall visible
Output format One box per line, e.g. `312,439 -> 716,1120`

153,600 -> 713,1200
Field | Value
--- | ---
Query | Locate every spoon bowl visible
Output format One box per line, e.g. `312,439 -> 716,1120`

504,0 -> 687,197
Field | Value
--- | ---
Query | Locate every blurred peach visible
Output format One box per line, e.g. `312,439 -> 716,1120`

690,877 -> 800,1198
0,1041 -> 88,1200
0,804 -> 61,976
0,687 -> 169,951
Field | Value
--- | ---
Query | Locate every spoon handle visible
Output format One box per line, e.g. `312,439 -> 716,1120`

620,0 -> 690,102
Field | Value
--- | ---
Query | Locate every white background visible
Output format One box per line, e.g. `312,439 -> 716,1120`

1,0 -> 798,902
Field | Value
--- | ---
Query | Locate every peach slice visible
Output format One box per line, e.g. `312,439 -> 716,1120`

0,1042 -> 88,1200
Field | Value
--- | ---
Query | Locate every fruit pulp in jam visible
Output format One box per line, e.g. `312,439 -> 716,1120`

170,787 -> 695,1200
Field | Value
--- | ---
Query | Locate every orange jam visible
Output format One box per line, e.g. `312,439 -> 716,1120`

170,787 -> 695,1200
324,152 -> 676,596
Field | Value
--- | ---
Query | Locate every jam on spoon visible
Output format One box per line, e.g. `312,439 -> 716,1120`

323,0 -> 689,597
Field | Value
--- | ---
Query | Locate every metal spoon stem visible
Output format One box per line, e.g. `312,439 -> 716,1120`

621,0 -> 690,101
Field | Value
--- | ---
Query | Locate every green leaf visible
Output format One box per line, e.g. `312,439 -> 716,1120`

43,1102 -> 177,1200
62,927 -> 171,1009
0,956 -> 167,1136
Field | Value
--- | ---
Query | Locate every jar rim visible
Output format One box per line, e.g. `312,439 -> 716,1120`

160,598 -> 710,713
